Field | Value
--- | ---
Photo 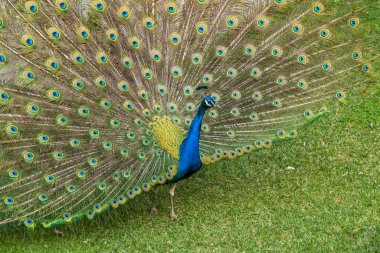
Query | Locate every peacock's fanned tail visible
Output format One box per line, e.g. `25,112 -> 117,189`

0,0 -> 376,228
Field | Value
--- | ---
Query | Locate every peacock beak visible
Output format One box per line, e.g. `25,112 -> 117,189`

212,101 -> 219,107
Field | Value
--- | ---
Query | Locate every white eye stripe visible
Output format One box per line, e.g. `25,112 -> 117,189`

205,100 -> 212,106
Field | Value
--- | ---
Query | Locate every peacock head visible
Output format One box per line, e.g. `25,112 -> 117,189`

196,86 -> 218,109
202,96 -> 218,109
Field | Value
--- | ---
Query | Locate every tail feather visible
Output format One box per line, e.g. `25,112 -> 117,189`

0,0 -> 377,227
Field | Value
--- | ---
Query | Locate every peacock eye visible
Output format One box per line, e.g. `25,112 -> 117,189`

205,100 -> 212,107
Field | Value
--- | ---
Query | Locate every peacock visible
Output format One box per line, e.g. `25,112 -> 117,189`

0,0 -> 376,230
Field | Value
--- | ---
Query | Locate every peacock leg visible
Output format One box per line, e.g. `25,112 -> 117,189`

53,228 -> 64,237
150,188 -> 158,215
169,183 -> 178,220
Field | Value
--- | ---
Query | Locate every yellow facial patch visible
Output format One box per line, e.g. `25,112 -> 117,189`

152,117 -> 185,160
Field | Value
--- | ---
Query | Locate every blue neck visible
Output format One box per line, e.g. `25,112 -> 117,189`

186,105 -> 207,148
171,105 -> 207,182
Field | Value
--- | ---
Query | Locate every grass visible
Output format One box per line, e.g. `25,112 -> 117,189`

0,80 -> 379,252
1,0 -> 379,251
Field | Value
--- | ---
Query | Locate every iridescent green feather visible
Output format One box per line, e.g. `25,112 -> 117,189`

0,0 -> 377,228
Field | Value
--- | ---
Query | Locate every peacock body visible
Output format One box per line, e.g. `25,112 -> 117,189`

0,0 -> 375,229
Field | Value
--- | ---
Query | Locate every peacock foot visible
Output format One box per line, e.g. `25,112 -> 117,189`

53,229 -> 64,237
150,207 -> 158,215
170,211 -> 177,221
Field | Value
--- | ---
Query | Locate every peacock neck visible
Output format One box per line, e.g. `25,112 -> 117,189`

171,105 -> 207,182
187,105 -> 207,142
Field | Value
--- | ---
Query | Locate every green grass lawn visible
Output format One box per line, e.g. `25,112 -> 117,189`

1,0 -> 379,251
0,81 -> 379,252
